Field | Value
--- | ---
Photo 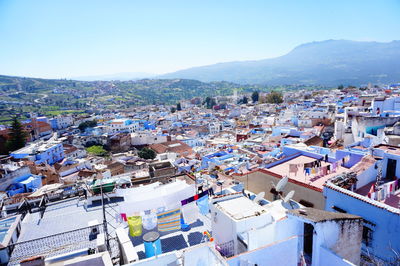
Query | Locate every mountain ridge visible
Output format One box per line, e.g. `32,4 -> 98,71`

160,40 -> 400,86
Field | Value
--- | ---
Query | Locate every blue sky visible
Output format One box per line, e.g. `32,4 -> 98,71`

0,0 -> 399,78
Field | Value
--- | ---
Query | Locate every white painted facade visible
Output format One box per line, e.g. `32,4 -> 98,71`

371,96 -> 400,113
131,132 -> 167,146
156,152 -> 178,162
210,194 -> 362,266
298,118 -> 313,128
53,116 -> 74,129
107,119 -> 139,134
209,122 -> 221,135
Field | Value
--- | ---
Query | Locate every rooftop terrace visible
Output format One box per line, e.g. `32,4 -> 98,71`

9,197 -> 121,264
128,213 -> 212,260
356,179 -> 400,209
267,155 -> 348,190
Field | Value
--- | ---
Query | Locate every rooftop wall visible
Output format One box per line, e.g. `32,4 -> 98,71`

324,184 -> 400,263
227,236 -> 298,266
319,246 -> 355,266
314,219 -> 362,265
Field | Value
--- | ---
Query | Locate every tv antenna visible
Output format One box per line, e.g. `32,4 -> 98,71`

253,191 -> 265,204
276,176 -> 288,192
283,190 -> 296,209
284,190 -> 295,203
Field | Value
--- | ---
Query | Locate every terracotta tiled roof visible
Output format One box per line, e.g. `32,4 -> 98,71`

304,136 -> 323,146
63,144 -> 78,154
150,140 -> 193,156
37,121 -> 51,133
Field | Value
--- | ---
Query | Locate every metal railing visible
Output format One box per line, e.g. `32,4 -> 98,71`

8,224 -> 105,265
215,240 -> 235,258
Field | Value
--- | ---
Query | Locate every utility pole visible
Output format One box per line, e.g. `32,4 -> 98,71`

101,183 -> 110,251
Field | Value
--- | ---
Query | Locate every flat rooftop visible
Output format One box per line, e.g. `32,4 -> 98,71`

9,197 -> 120,265
0,216 -> 19,247
288,207 -> 361,223
17,198 -> 112,242
128,213 -> 212,260
215,196 -> 267,220
10,182 -> 216,264
267,155 -> 348,190
12,141 -> 60,155
356,180 -> 400,209
374,144 -> 400,156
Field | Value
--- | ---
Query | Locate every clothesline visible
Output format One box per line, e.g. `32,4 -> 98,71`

118,182 -> 213,237
288,155 -> 350,180
368,179 -> 399,201
118,180 -> 195,214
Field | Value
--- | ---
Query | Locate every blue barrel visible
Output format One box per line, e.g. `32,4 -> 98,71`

143,231 -> 162,258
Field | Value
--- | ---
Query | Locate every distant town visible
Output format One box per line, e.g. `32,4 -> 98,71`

0,82 -> 399,265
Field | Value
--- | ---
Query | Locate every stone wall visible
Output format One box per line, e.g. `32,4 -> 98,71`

233,170 -> 325,210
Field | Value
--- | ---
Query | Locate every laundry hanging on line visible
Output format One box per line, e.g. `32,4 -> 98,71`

197,195 -> 210,215
304,168 -> 311,176
311,168 -> 316,175
181,188 -> 211,206
157,207 -> 181,232
289,164 -> 298,173
182,201 -> 199,224
142,210 -> 158,230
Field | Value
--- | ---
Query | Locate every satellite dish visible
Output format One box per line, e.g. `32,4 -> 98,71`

253,192 -> 265,203
276,176 -> 288,192
284,190 -> 295,203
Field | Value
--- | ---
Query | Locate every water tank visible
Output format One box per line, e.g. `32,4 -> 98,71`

143,231 -> 162,258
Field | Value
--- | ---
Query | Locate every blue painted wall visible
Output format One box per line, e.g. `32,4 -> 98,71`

324,186 -> 400,263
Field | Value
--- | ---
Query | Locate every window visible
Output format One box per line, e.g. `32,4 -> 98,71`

332,205 -> 347,213
362,226 -> 373,247
299,200 -> 314,208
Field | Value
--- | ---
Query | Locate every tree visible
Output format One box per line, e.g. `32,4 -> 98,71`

338,84 -> 344,90
210,98 -> 217,109
266,91 -> 283,104
86,145 -> 107,156
204,96 -> 216,109
6,117 -> 27,152
138,147 -> 156,160
251,91 -> 259,103
176,102 -> 182,111
78,120 -> 97,132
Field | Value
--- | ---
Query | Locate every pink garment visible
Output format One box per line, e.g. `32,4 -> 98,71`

370,192 -> 376,200
385,184 -> 391,196
322,166 -> 328,176
367,184 -> 375,198
121,213 -> 127,222
319,167 -> 324,175
289,164 -> 298,173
